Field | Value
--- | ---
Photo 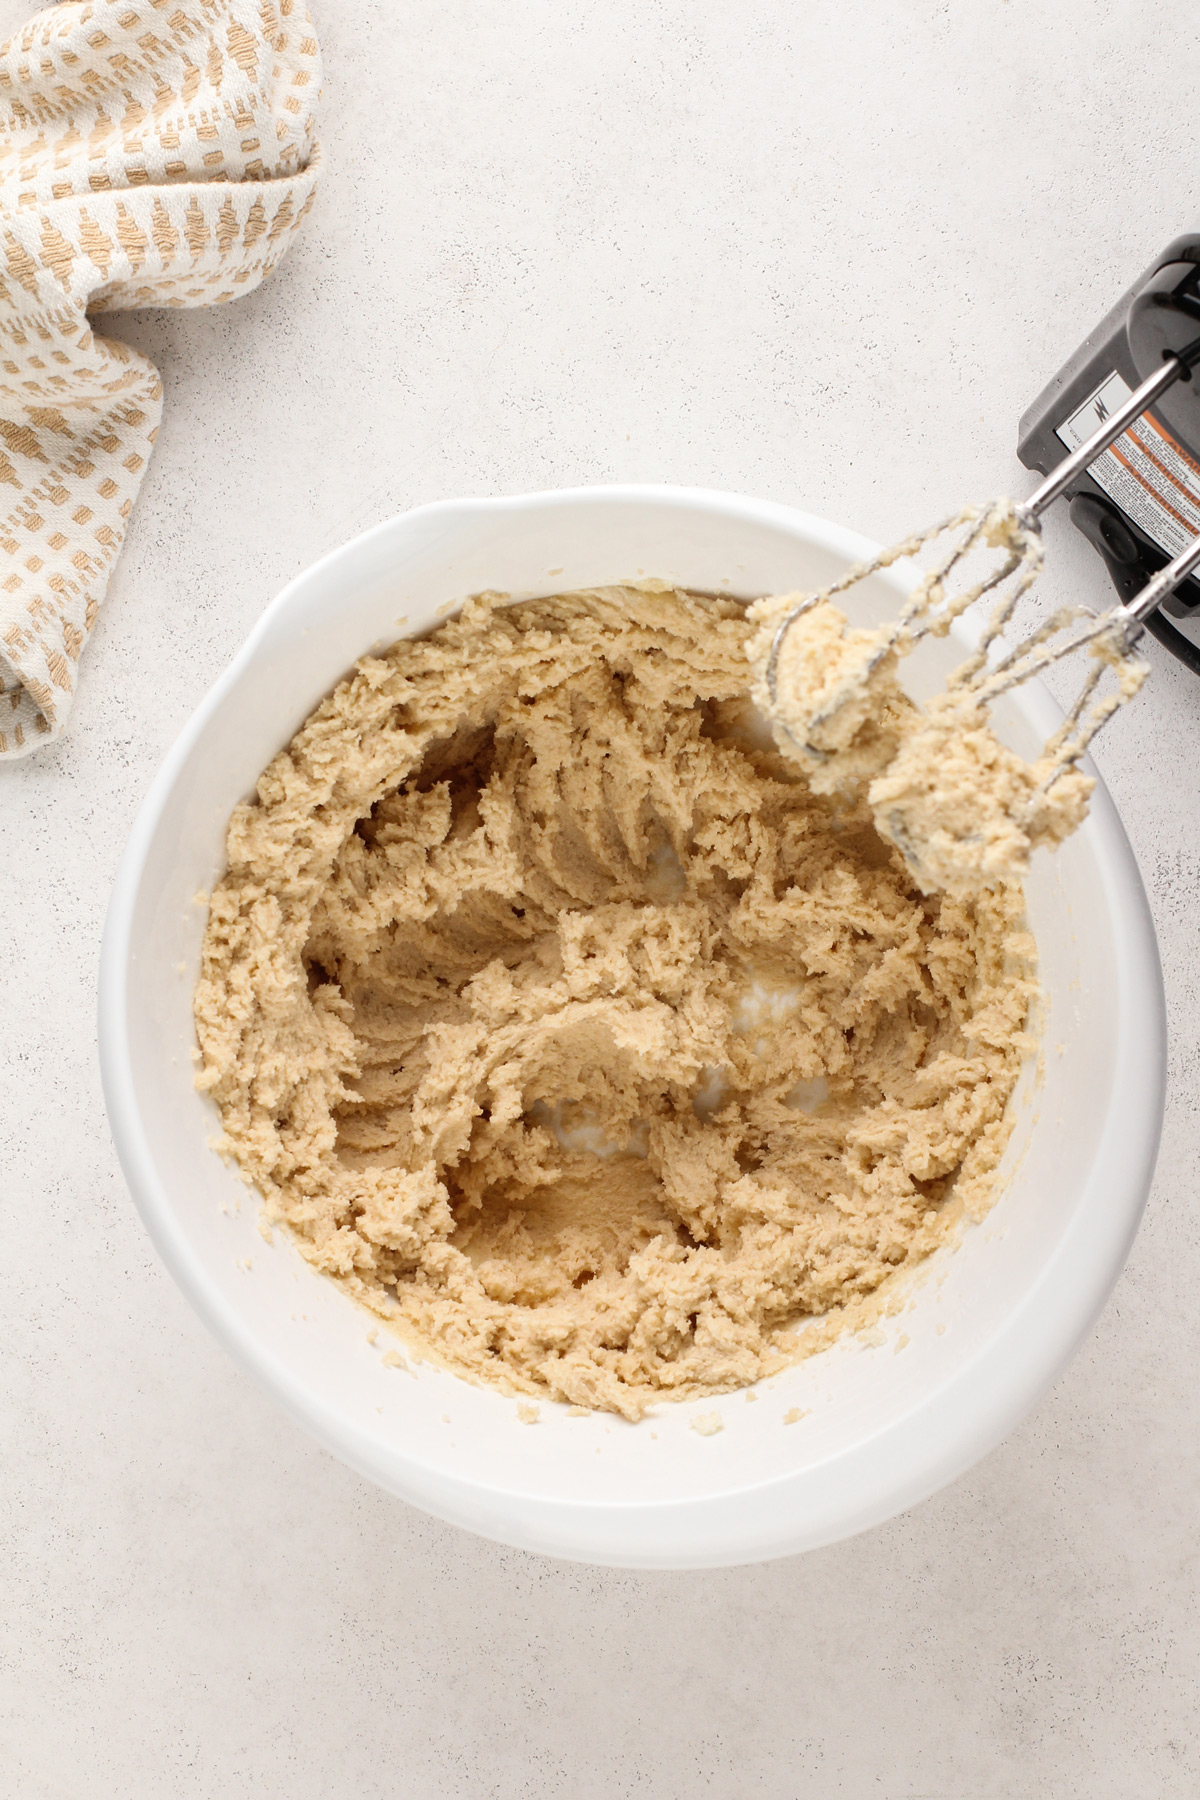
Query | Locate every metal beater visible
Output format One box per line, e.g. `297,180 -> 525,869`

765,336 -> 1200,770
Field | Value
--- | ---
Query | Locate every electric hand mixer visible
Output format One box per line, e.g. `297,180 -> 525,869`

763,237 -> 1200,789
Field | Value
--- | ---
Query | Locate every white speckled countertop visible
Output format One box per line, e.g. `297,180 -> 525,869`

4,1 -> 1200,1793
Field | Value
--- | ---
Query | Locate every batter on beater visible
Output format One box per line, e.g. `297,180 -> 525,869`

746,498 -> 1149,895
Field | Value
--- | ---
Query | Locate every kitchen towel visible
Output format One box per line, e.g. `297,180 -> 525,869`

0,0 -> 321,758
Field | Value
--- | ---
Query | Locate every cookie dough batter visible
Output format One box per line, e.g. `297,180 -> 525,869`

196,585 -> 1035,1418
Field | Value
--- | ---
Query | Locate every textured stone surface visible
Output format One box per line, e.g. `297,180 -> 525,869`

3,0 -> 1199,1793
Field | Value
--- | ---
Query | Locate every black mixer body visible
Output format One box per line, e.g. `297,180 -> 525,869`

1018,232 -> 1200,674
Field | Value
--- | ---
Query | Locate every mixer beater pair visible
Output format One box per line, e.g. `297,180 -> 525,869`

765,338 -> 1200,783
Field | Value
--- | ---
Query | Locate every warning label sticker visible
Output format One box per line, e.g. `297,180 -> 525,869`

1056,370 -> 1200,557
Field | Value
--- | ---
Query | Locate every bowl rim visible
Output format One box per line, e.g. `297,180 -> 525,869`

98,483 -> 1168,1567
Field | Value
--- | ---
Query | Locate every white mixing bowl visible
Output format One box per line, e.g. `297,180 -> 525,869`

98,486 -> 1166,1569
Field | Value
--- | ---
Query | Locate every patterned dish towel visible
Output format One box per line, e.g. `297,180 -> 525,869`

0,0 -> 321,758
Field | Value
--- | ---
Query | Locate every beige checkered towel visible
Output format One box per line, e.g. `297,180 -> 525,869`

0,0 -> 321,759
